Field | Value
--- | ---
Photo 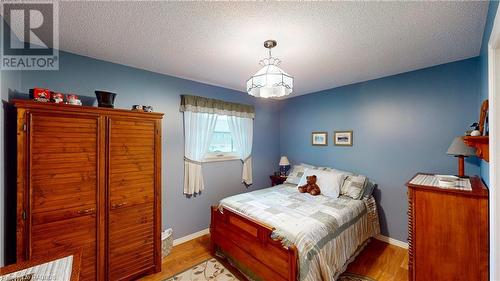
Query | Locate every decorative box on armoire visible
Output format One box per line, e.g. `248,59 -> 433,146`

406,173 -> 488,281
14,100 -> 163,281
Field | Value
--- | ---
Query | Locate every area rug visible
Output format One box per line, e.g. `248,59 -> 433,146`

163,258 -> 376,281
163,258 -> 237,281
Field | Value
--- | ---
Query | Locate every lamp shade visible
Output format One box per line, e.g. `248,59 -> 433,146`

279,156 -> 290,166
447,136 -> 476,156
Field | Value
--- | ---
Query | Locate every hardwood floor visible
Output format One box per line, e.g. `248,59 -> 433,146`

140,235 -> 408,281
345,238 -> 408,281
141,235 -> 212,280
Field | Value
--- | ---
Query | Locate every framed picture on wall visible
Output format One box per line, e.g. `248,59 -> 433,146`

334,131 -> 353,146
311,132 -> 328,146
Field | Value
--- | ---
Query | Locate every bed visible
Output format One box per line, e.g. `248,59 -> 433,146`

210,183 -> 380,281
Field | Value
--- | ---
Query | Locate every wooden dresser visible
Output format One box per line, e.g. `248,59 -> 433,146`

14,100 -> 163,281
407,173 -> 488,281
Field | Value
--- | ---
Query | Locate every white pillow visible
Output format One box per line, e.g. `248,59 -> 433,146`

317,166 -> 354,176
298,168 -> 346,198
300,163 -> 316,169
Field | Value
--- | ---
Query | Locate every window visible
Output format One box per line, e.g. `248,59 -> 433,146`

204,115 -> 239,161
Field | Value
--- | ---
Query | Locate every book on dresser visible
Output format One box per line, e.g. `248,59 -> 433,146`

406,173 -> 488,281
13,100 -> 163,281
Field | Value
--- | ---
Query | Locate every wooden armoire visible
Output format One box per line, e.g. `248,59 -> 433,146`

14,100 -> 163,281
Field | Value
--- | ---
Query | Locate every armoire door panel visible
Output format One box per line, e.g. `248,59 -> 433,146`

26,111 -> 101,281
32,151 -> 97,162
107,117 -> 157,280
110,171 -> 154,183
32,203 -> 97,225
109,162 -> 154,174
31,189 -> 96,214
110,119 -> 156,128
32,125 -> 98,134
108,203 -> 155,280
29,113 -> 98,215
109,145 -> 154,153
111,154 -> 154,162
31,214 -> 97,281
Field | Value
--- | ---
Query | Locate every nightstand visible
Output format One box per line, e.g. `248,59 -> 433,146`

270,175 -> 287,186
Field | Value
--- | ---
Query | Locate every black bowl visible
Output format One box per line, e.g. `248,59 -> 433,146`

95,90 -> 117,108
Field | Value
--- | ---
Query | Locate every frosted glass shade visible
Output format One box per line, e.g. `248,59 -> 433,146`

247,64 -> 293,98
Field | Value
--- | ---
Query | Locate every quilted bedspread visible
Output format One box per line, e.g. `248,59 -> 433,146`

219,184 -> 380,281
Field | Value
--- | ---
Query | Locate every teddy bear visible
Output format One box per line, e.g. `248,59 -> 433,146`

298,175 -> 321,196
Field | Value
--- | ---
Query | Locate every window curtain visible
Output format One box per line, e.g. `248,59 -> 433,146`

183,111 -> 218,194
228,116 -> 253,185
180,95 -> 255,118
180,95 -> 255,194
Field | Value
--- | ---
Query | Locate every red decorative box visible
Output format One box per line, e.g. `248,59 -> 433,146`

32,88 -> 51,102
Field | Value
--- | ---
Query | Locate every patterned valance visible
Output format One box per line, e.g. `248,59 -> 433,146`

180,95 -> 255,118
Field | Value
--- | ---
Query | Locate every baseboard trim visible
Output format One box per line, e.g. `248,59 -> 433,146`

375,234 -> 408,249
173,228 -> 210,246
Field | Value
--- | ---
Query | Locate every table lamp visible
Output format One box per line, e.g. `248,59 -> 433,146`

279,156 -> 290,176
446,136 -> 476,177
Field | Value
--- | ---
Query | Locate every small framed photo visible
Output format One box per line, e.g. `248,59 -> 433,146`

311,132 -> 328,146
334,131 -> 353,146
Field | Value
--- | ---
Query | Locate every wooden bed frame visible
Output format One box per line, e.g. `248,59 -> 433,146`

210,206 -> 298,281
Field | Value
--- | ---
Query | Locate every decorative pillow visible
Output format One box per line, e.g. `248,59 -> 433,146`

298,168 -> 345,198
285,165 -> 308,185
341,174 -> 368,199
362,180 -> 376,199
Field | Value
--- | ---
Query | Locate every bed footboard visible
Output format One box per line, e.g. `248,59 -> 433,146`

210,206 -> 298,281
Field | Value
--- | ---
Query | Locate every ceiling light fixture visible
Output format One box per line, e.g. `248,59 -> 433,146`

247,40 -> 293,98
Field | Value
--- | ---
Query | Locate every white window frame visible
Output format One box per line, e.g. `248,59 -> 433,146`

203,151 -> 240,162
203,115 -> 239,162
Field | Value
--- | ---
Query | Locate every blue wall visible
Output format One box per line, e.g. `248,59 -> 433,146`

0,22 -> 489,260
7,51 -> 281,242
279,58 -> 481,241
479,1 -> 499,186
3,52 -> 485,249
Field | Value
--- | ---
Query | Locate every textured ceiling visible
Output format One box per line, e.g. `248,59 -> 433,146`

40,2 -> 492,97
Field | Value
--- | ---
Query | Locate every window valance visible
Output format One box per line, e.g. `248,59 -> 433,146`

180,95 -> 255,119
